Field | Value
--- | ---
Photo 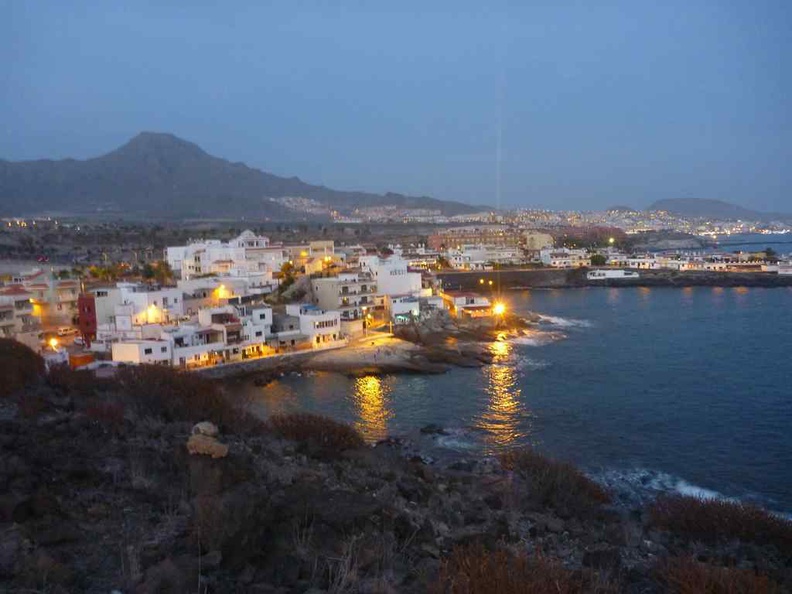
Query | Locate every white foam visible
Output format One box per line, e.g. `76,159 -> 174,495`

594,468 -> 730,504
538,315 -> 592,328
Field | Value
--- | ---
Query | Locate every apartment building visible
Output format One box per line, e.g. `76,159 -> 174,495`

312,272 -> 378,321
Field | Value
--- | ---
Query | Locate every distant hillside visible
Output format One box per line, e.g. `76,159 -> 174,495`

648,198 -> 788,221
0,132 -> 481,220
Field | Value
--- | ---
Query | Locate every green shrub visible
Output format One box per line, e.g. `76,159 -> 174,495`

267,413 -> 364,458
499,448 -> 610,514
655,556 -> 779,594
649,495 -> 792,551
0,338 -> 44,397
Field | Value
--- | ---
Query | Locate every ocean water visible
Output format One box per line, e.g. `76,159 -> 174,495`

245,287 -> 792,513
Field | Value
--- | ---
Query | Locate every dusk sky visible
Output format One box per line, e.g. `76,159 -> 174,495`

2,1 -> 790,212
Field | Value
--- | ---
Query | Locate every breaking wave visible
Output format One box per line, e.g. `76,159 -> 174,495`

537,315 -> 592,328
593,468 -> 735,508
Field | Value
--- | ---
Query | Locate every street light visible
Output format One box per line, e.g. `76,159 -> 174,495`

493,302 -> 506,316
49,337 -> 59,351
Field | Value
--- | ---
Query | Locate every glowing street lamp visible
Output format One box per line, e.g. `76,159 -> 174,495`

608,237 -> 615,245
48,337 -> 59,351
493,302 -> 506,316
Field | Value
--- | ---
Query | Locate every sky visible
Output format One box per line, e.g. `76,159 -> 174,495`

2,1 -> 791,212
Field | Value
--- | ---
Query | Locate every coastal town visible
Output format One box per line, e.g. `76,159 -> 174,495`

1,219 -> 790,373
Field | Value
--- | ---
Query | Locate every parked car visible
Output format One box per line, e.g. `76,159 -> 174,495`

73,336 -> 84,346
57,327 -> 78,336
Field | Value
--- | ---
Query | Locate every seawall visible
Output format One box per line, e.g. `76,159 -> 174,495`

437,268 -> 792,290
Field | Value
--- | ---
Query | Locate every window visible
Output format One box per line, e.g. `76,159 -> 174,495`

161,346 -> 167,353
144,348 -> 152,355
255,331 -> 262,337
259,313 -> 266,320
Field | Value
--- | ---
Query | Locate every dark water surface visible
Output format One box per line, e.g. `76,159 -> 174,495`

246,287 -> 792,512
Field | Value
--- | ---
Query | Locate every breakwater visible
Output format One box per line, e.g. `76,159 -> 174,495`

437,268 -> 792,290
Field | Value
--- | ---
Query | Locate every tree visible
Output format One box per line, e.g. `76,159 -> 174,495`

153,260 -> 174,285
590,254 -> 607,266
765,248 -> 778,261
142,263 -> 155,280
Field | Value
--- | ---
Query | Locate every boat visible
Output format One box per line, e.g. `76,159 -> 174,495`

586,269 -> 640,280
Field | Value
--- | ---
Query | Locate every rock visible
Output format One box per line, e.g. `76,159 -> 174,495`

187,433 -> 229,459
420,424 -> 448,436
0,525 -> 22,577
201,549 -> 222,569
139,558 -> 188,594
192,421 -> 219,437
582,547 -> 622,571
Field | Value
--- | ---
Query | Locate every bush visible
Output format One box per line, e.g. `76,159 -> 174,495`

267,413 -> 365,458
116,365 -> 238,427
83,401 -> 126,431
649,495 -> 792,551
0,338 -> 44,397
499,448 -> 610,514
430,545 -> 619,594
47,364 -> 109,395
656,557 -> 780,594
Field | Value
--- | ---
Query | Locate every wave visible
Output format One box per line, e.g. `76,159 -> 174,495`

537,315 -> 592,328
514,357 -> 550,371
594,468 -> 734,507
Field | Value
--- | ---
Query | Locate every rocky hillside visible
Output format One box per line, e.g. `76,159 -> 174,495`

1,339 -> 790,593
0,133 -> 482,220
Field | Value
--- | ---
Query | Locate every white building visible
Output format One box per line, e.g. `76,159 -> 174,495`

286,303 -> 341,346
441,291 -> 493,318
166,230 -> 280,280
540,248 -> 590,268
359,255 -> 422,300
386,295 -> 421,325
312,272 -> 378,321
112,340 -> 172,365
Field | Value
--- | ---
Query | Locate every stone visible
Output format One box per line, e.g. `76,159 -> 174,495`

187,433 -> 229,459
582,547 -> 622,571
192,421 -> 219,437
201,550 -> 222,569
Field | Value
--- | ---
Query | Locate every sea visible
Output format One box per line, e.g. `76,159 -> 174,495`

245,283 -> 792,514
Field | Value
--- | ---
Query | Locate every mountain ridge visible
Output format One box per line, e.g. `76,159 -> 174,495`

0,132 -> 484,220
647,198 -> 789,221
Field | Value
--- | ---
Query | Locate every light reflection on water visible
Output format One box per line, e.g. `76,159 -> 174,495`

351,375 -> 392,442
474,339 -> 530,451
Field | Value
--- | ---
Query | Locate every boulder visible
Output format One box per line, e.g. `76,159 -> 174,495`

192,421 -> 219,438
187,433 -> 229,459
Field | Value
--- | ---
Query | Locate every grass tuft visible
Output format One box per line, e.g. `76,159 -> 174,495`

430,544 -> 619,594
499,448 -> 610,514
656,556 -> 780,594
649,495 -> 792,551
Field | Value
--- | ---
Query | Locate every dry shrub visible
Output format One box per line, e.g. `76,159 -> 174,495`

499,448 -> 610,514
649,496 -> 792,551
656,557 -> 780,594
430,544 -> 619,594
17,393 -> 47,419
116,365 -> 238,427
84,401 -> 126,430
267,413 -> 365,458
0,338 -> 44,397
47,364 -> 107,395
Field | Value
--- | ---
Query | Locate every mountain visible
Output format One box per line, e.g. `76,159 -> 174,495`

0,132 -> 482,219
648,198 -> 788,221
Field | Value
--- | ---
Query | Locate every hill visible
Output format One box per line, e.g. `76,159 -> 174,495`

0,132 -> 482,220
648,198 -> 788,221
